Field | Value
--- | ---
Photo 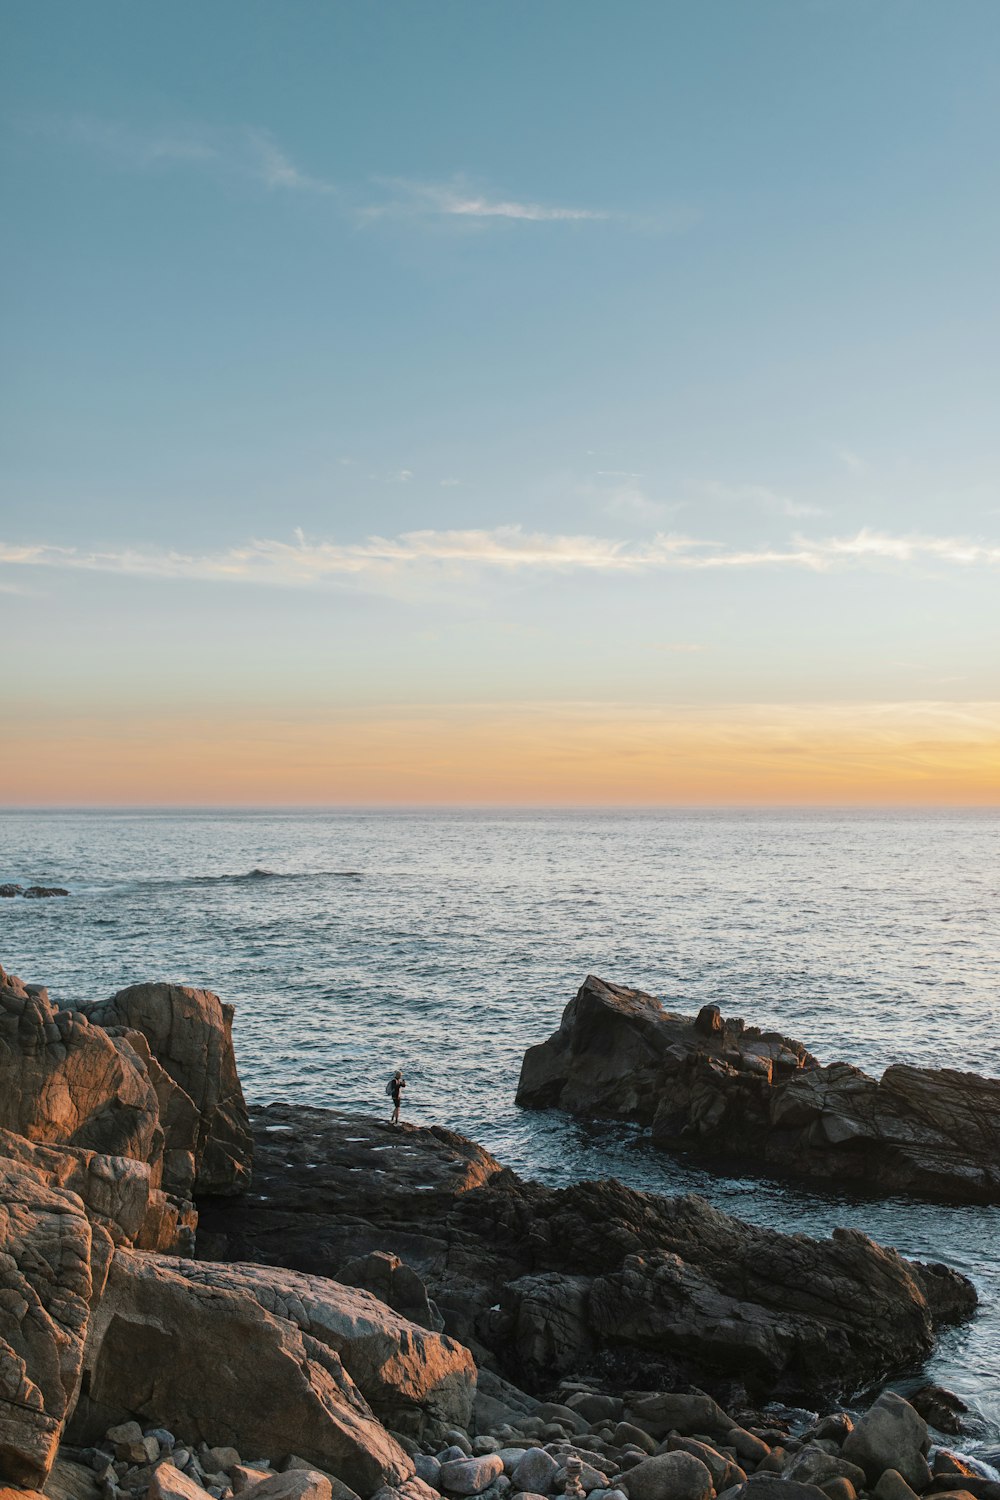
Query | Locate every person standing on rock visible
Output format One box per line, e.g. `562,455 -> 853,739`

387,1069 -> 405,1125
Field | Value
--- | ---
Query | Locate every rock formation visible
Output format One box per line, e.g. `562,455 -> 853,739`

1,961 -> 989,1500
516,976 -> 1000,1203
0,966 -> 472,1497
198,1104 -> 976,1402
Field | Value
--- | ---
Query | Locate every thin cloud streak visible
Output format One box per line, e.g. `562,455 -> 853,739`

2,526 -> 999,589
364,177 -> 607,222
27,117 -> 612,225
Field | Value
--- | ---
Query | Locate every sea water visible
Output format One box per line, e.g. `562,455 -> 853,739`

1,808 -> 998,1445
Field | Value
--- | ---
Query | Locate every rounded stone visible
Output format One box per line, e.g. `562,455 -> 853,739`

439,1457 -> 505,1497
620,1452 -> 714,1500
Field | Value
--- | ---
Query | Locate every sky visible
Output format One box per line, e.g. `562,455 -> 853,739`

2,0 -> 999,805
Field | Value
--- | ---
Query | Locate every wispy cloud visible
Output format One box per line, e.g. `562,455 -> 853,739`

25,115 -> 339,197
25,116 -> 615,227
362,176 -> 608,223
2,525 -> 998,591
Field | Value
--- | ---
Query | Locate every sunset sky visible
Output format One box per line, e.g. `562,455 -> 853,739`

3,1 -> 999,805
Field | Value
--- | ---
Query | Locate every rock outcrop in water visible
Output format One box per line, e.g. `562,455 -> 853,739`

515,976 -> 1000,1204
198,1103 -> 976,1402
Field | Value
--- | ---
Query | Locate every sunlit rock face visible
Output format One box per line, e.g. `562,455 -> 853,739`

516,974 -> 1000,1202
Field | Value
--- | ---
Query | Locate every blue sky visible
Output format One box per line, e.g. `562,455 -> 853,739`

2,1 -> 998,802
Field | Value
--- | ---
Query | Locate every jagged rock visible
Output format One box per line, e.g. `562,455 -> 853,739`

0,963 -> 249,1248
0,1156 -> 109,1488
82,983 -> 250,1197
0,1129 -> 195,1256
23,887 -> 70,899
156,1258 -> 476,1442
0,966 -> 164,1170
67,1249 -> 413,1497
516,976 -> 1000,1203
41,1455 -> 102,1500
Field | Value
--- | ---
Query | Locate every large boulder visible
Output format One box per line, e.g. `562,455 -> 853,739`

0,1156 -> 110,1487
68,1249 -> 413,1497
83,982 -> 251,1196
158,1257 -> 477,1442
517,975 -> 1000,1203
842,1391 -> 931,1490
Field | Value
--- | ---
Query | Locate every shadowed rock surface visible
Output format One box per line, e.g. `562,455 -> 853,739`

515,976 -> 1000,1203
197,1103 -> 976,1404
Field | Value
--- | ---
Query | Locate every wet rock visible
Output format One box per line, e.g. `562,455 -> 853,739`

23,887 -> 70,899
909,1386 -> 969,1437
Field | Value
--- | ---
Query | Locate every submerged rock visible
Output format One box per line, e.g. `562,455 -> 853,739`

516,975 -> 1000,1203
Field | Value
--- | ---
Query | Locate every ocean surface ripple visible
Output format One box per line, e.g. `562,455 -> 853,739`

2,808 -> 998,1443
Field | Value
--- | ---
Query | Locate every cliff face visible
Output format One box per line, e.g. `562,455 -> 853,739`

516,975 -> 1000,1202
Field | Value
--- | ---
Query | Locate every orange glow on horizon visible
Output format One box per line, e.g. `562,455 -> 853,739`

3,700 -> 999,807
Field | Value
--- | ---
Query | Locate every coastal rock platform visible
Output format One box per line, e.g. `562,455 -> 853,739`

197,1103 -> 976,1402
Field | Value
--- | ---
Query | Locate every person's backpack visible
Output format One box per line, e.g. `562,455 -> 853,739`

385,1077 -> 395,1097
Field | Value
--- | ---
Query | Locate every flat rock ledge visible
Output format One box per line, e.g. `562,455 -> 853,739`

515,976 -> 1000,1203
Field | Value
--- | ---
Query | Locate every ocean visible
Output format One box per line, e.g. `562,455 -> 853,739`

2,808 -> 998,1446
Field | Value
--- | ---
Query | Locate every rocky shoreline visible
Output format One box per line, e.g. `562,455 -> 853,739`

516,977 -> 1000,1203
2,962 -> 997,1500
